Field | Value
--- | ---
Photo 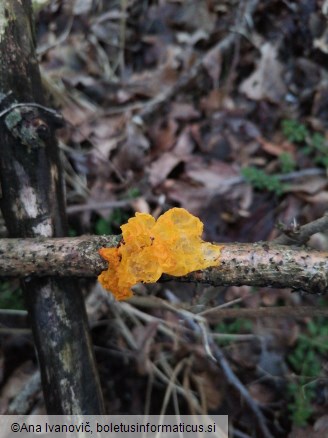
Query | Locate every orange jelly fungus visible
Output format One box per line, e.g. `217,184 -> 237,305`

98,207 -> 223,300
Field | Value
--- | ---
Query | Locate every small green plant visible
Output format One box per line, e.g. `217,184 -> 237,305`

95,208 -> 130,235
287,318 -> 328,426
95,188 -> 141,235
287,382 -> 314,427
279,152 -> 296,173
241,167 -> 287,195
281,119 -> 309,143
125,187 -> 141,199
281,119 -> 328,168
310,132 -> 328,168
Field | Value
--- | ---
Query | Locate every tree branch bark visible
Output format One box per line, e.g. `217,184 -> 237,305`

0,0 -> 104,414
0,236 -> 327,294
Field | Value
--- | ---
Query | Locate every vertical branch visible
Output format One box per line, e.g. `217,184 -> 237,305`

0,0 -> 104,413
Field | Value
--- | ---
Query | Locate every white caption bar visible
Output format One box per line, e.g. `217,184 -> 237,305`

0,415 -> 228,438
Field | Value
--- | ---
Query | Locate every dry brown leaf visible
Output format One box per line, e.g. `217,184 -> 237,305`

185,159 -> 238,192
239,42 -> 287,103
149,153 -> 182,187
289,426 -> 327,438
129,45 -> 180,97
314,28 -> 328,54
131,197 -> 150,214
309,232 -> 328,251
148,118 -> 179,153
164,179 -> 211,215
168,0 -> 216,34
62,103 -> 94,126
200,89 -> 229,113
0,361 -> 36,414
192,372 -> 223,410
286,177 -> 327,195
315,415 -> 328,433
112,122 -> 150,173
202,44 -> 222,85
173,129 -> 195,156
248,382 -> 275,405
300,190 -> 328,204
170,102 -> 200,122
257,136 -> 296,156
229,342 -> 259,369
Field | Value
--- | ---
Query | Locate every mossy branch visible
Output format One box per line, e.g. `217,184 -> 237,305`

1,236 -> 327,295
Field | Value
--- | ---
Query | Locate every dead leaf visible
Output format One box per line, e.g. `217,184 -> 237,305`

309,232 -> 328,251
202,44 -> 222,86
172,129 -> 195,156
185,158 -> 239,192
314,28 -> 328,54
289,426 -> 327,438
200,89 -> 227,113
191,372 -> 223,410
168,0 -> 216,34
149,153 -> 182,187
248,382 -> 275,405
112,122 -> 150,173
170,102 -> 200,122
0,361 -> 36,414
62,103 -> 94,126
131,197 -> 150,214
286,176 -> 328,195
312,82 -> 328,125
239,43 -> 287,103
148,118 -> 179,153
257,136 -> 296,157
315,415 -> 328,433
164,179 -> 211,215
299,190 -> 328,204
229,342 -> 259,369
149,129 -> 195,186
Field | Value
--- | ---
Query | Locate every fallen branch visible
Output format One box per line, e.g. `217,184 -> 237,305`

1,236 -> 327,294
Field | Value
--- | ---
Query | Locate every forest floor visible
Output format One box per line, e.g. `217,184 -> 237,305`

1,1 -> 328,436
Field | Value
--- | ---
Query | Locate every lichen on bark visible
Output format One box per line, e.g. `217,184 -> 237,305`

0,1 -> 15,42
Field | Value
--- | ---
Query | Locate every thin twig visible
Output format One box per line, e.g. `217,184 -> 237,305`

211,343 -> 274,438
202,306 -> 328,322
0,102 -> 62,119
66,199 -> 139,214
274,212 -> 328,246
149,299 -> 272,437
